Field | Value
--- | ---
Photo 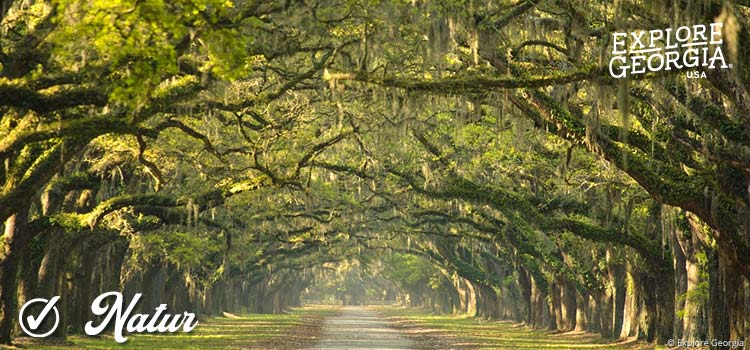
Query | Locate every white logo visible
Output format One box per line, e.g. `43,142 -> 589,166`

19,296 -> 61,338
609,23 -> 731,78
85,292 -> 199,343
19,292 -> 198,343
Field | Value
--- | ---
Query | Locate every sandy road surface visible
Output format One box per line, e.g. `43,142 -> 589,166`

306,306 -> 417,350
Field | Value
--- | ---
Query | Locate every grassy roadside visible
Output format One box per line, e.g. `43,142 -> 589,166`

379,306 -> 647,350
2,305 -> 338,350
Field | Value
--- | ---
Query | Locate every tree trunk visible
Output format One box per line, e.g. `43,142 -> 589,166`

36,231 -> 64,300
0,204 -> 30,344
708,250 -> 730,350
550,282 -> 562,330
272,289 -> 282,314
18,236 -> 41,314
36,234 -> 70,337
530,276 -> 545,328
649,264 -> 674,344
600,285 -> 614,338
611,264 -> 626,338
620,262 -> 639,338
587,293 -> 602,334
673,224 -> 688,341
677,212 -> 709,343
464,279 -> 477,316
726,269 -> 745,348
70,242 -> 96,335
683,254 -> 706,342
517,268 -> 532,324
575,289 -> 588,332
559,278 -> 576,331
141,263 -> 167,312
481,285 -> 499,319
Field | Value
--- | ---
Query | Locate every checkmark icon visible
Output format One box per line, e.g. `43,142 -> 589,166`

19,296 -> 61,338
26,296 -> 60,329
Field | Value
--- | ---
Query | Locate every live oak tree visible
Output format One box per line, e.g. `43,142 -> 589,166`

321,0 -> 750,346
0,0 -> 352,343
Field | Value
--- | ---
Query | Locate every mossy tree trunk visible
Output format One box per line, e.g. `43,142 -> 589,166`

0,203 -> 29,344
708,250 -> 730,350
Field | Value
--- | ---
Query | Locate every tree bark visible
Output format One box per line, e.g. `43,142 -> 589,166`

620,261 -> 639,338
727,270 -> 745,348
517,267 -> 532,324
575,289 -> 588,332
34,230 -> 68,337
559,278 -> 576,331
708,250 -> 730,350
588,293 -> 602,334
550,282 -> 562,330
673,223 -> 688,341
530,276 -> 547,329
0,204 -> 30,344
682,249 -> 706,342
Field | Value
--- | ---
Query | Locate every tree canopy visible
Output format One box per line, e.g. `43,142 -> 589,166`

1,0 -> 749,348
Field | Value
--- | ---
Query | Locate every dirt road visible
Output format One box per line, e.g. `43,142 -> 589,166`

307,306 -> 416,350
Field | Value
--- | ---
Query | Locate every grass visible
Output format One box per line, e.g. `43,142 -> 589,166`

2,305 -> 337,350
3,305 -> 661,350
379,307 -> 648,350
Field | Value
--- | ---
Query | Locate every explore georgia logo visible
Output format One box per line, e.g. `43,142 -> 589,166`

19,292 -> 198,343
609,23 -> 731,78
